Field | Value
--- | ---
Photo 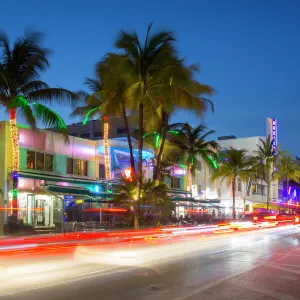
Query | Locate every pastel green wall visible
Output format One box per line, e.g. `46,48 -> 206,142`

164,177 -> 171,187
54,155 -> 67,175
19,148 -> 27,170
88,161 -> 96,178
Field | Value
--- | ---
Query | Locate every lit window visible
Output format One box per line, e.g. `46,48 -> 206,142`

36,152 -> 44,171
26,151 -> 53,172
67,158 -> 88,176
45,154 -> 53,172
27,151 -> 35,169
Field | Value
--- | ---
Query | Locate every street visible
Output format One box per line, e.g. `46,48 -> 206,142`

1,225 -> 300,299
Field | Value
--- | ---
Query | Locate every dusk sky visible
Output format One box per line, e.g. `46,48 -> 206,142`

1,0 -> 300,155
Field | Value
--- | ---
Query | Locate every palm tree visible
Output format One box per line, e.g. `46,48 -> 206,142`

169,123 -> 219,192
114,23 -> 176,201
0,31 -> 75,212
253,135 -> 276,211
116,178 -> 172,228
211,148 -> 256,219
72,54 -> 137,179
275,155 -> 300,202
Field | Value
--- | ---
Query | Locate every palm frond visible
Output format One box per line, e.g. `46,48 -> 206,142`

18,100 -> 36,128
32,102 -> 67,130
84,77 -> 102,92
27,88 -> 78,105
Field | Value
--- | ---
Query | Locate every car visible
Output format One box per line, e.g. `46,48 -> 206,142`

241,212 -> 276,223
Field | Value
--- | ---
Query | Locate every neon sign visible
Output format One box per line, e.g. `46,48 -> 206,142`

272,119 -> 277,153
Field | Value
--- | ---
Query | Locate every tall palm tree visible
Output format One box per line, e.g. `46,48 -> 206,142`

0,31 -> 75,212
275,155 -> 300,201
211,148 -> 256,219
114,23 -> 176,201
253,135 -> 276,210
169,123 -> 219,192
98,54 -> 136,178
72,55 -> 137,179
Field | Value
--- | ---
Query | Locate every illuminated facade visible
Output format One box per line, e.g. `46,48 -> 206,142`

215,117 -> 281,216
0,121 -> 158,232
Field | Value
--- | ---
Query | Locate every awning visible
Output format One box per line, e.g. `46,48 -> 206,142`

46,185 -> 91,196
171,196 -> 196,202
168,188 -> 192,196
43,185 -> 118,198
18,171 -> 106,185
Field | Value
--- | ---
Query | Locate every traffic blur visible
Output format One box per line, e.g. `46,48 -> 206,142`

0,211 -> 299,257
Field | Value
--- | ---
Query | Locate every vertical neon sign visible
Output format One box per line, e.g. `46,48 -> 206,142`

103,116 -> 111,180
271,118 -> 277,154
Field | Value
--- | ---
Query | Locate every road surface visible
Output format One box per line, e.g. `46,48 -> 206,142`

1,225 -> 300,299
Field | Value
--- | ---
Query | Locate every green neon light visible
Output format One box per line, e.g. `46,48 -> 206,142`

191,156 -> 195,166
143,131 -> 157,139
83,107 -> 99,125
32,102 -> 66,129
17,96 -> 30,106
155,134 -> 160,149
208,156 -> 218,169
168,130 -> 179,135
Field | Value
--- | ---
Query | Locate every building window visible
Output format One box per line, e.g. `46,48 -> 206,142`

252,184 -> 265,195
99,164 -> 105,179
27,151 -> 35,169
94,131 -> 103,139
67,158 -> 88,176
67,158 -> 73,174
171,177 -> 181,189
80,132 -> 90,139
116,127 -> 126,135
36,152 -> 44,171
45,154 -> 53,172
237,179 -> 242,192
26,151 -> 53,172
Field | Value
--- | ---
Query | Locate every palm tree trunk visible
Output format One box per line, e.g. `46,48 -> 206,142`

154,112 -> 168,180
232,177 -> 236,220
266,180 -> 270,212
121,103 -> 135,180
9,108 -> 19,216
188,163 -> 193,192
136,102 -> 144,203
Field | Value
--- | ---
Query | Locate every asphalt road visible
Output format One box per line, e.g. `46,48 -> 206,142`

1,225 -> 300,300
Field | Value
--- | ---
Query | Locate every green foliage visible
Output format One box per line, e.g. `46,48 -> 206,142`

0,30 -> 76,129
253,135 -> 276,182
115,178 -> 172,209
275,155 -> 300,184
211,148 -> 257,186
169,122 -> 219,172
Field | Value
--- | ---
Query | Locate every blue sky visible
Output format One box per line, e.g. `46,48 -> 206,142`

1,0 -> 300,155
